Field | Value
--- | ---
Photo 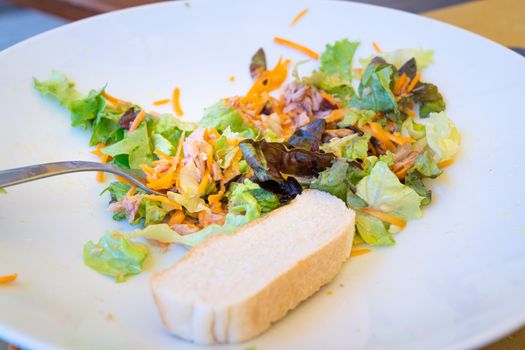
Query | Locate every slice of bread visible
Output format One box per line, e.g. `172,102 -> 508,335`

150,189 -> 356,344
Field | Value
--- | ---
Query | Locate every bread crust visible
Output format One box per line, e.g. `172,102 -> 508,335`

150,190 -> 355,344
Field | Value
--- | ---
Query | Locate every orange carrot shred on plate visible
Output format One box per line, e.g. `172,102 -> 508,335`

153,98 -> 170,106
372,41 -> 382,54
290,8 -> 308,27
350,249 -> 371,257
172,87 -> 184,116
438,159 -> 454,168
361,207 -> 407,229
96,171 -> 105,183
406,71 -> 421,93
128,109 -> 145,133
144,195 -> 182,210
0,273 -> 18,284
352,68 -> 364,74
91,143 -> 105,157
102,91 -> 124,105
273,37 -> 319,60
168,210 -> 185,226
126,186 -> 137,197
364,123 -> 396,152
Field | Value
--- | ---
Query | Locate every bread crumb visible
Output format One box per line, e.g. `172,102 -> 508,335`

229,76 -> 236,82
106,313 -> 114,321
339,283 -> 344,288
327,290 -> 333,296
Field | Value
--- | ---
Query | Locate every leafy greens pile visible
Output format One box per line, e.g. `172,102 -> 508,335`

34,38 -> 459,282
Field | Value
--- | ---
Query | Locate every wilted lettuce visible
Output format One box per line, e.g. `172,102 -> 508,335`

199,100 -> 258,138
310,160 -> 349,201
425,111 -> 460,162
321,133 -> 371,161
355,213 -> 395,246
131,180 -> 275,247
83,232 -> 148,283
101,122 -> 152,169
350,57 -> 398,112
356,161 -> 423,220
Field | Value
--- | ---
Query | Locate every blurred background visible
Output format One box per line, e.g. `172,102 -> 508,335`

0,0 -> 523,349
1,0 -> 524,54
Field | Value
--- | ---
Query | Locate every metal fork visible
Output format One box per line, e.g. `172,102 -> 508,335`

0,161 -> 163,195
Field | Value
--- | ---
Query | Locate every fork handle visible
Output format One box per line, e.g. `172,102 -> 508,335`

0,161 -> 116,188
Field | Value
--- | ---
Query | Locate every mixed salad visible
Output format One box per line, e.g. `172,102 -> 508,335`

34,38 -> 459,282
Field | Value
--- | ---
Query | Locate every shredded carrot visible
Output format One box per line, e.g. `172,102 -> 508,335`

273,37 -> 319,60
394,74 -> 410,95
320,90 -> 339,107
364,122 -> 396,151
361,207 -> 406,229
168,210 -> 185,226
144,195 -> 182,210
153,98 -> 170,106
96,172 -> 105,183
91,143 -> 105,157
0,273 -> 17,284
102,91 -> 124,105
406,71 -> 421,93
172,87 -> 184,116
139,164 -> 155,176
114,175 -> 134,186
394,166 -> 409,180
438,159 -> 454,168
126,186 -> 137,197
129,109 -> 145,133
153,149 -> 171,159
229,75 -> 235,82
372,41 -> 382,54
91,143 -> 109,182
350,249 -> 371,257
324,109 -> 346,123
352,68 -> 364,74
387,132 -> 415,145
290,8 -> 308,27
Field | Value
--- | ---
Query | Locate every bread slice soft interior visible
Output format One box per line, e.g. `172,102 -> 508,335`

150,189 -> 356,344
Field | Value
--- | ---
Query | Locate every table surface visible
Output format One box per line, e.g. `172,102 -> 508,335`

1,0 -> 524,349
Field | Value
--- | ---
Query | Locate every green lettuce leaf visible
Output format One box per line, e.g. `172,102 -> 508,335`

425,111 -> 460,162
89,106 -> 125,146
132,180 -> 265,247
337,108 -> 376,128
414,151 -> 443,178
318,39 -> 359,90
33,71 -> 81,108
405,170 -> 432,207
247,187 -> 280,213
412,82 -> 446,118
321,133 -> 371,161
0,188 -> 6,194
167,191 -> 208,213
359,48 -> 434,70
100,181 -> 131,202
350,58 -> 398,112
213,134 -> 239,169
199,100 -> 258,138
83,232 -> 148,283
142,199 -> 169,226
401,117 -> 426,140
356,161 -> 423,220
310,160 -> 349,201
355,213 -> 395,246
101,122 -> 153,169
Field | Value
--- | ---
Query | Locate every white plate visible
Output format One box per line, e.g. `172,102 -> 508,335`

1,1 -> 524,349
